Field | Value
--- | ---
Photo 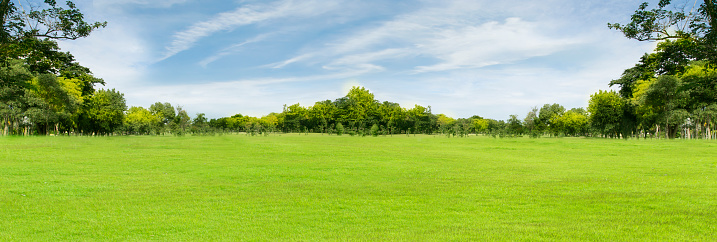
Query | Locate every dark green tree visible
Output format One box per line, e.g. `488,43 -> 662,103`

588,90 -> 624,138
335,122 -> 344,136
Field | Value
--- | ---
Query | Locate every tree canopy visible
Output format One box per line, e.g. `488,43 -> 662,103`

1,0 -> 121,136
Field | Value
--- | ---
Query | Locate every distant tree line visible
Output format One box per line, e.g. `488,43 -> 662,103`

207,86 -> 532,137
208,87 -> 589,138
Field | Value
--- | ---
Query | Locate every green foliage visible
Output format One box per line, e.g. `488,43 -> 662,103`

607,1 -> 690,41
537,103 -> 565,136
335,122 -> 344,136
82,88 -> 127,135
124,106 -> 158,135
150,102 -> 175,126
641,75 -> 690,138
0,0 -> 114,136
370,123 -> 379,137
472,118 -> 489,134
588,90 -> 624,138
1,0 -> 106,42
172,106 -> 190,135
210,87 -> 441,136
552,108 -> 589,137
605,1 -> 717,139
0,60 -> 33,135
523,107 -> 538,133
506,114 -> 523,136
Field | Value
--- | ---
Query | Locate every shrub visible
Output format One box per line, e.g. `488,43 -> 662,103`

370,124 -> 379,137
336,123 -> 344,136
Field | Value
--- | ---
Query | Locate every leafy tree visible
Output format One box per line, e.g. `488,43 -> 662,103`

608,0 -> 717,64
436,113 -> 455,135
538,103 -> 565,136
1,0 -> 106,41
334,86 -> 379,128
261,113 -> 280,134
2,0 -> 106,77
608,0 -> 717,139
192,113 -> 209,134
309,100 -> 335,134
150,102 -> 176,131
0,59 -> 32,135
81,88 -> 126,135
641,75 -> 689,138
1,0 -> 110,136
523,107 -> 538,133
378,101 -> 404,135
472,118 -> 489,135
124,106 -> 158,135
282,103 -> 307,132
335,122 -> 344,136
173,106 -> 190,135
553,108 -> 589,137
370,123 -> 379,137
506,114 -> 523,136
28,73 -> 85,134
588,90 -> 624,138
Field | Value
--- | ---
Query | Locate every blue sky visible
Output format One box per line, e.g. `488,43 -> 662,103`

58,0 -> 659,120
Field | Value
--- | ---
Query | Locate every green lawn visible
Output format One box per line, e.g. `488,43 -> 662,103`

1,134 -> 716,240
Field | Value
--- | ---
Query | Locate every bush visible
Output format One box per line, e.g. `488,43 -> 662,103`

370,124 -> 379,137
529,130 -> 541,138
336,123 -> 344,136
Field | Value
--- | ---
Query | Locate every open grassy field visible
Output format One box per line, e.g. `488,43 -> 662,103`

1,134 -> 716,240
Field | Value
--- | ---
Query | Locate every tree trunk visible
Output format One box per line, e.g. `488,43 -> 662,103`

0,0 -> 11,31
666,116 -> 670,139
2,116 -> 7,136
697,121 -> 702,139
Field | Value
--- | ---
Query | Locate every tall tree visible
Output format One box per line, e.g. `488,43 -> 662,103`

81,88 -> 126,135
641,75 -> 689,138
538,103 -> 565,136
588,90 -> 624,138
0,59 -> 32,135
173,106 -> 190,135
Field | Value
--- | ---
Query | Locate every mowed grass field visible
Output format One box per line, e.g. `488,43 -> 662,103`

1,134 -> 716,241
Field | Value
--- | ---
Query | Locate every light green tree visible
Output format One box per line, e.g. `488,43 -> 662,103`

125,106 -> 158,135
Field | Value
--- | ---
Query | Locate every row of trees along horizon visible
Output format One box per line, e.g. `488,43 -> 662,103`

2,0 -> 717,139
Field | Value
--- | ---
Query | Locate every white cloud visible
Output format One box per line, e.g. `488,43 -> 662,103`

198,34 -> 273,68
91,0 -> 188,8
60,0 -> 660,120
57,22 -> 151,90
267,54 -> 315,69
272,2 -> 581,74
325,48 -> 412,70
161,0 -> 340,61
414,18 -> 582,72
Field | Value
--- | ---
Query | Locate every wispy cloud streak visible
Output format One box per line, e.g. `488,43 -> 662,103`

161,0 -> 339,61
198,34 -> 273,68
272,1 -> 583,73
